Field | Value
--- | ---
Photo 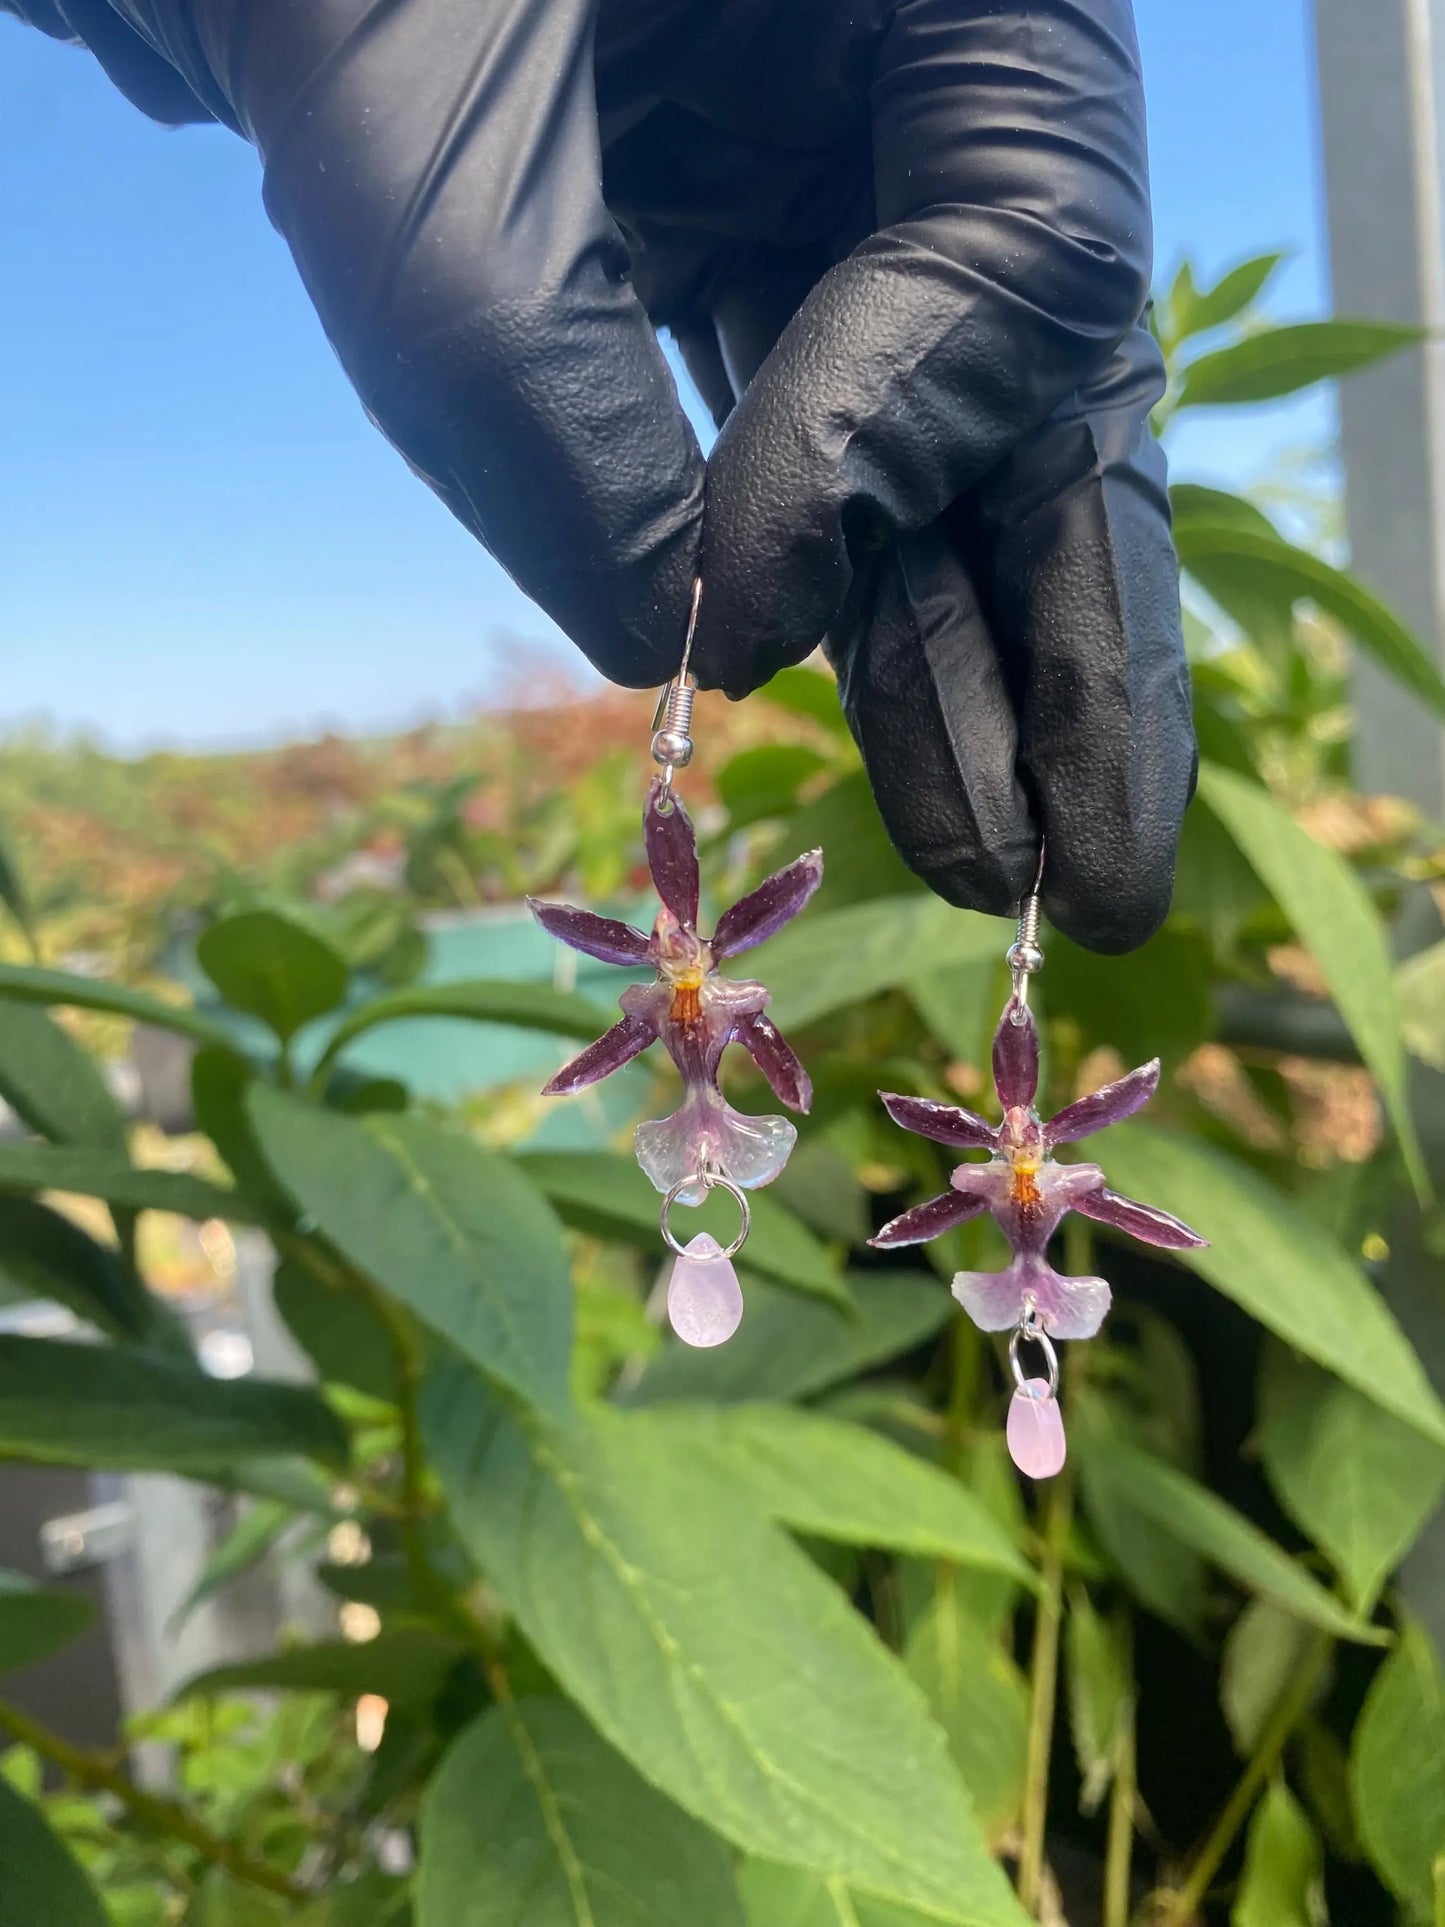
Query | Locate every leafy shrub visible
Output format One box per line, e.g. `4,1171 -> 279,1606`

0,254 -> 1442,1925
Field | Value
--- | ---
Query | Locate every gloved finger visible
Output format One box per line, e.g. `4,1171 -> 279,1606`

697,249 -> 1036,915
693,0 -> 1154,696
967,324 -> 1195,953
9,0 -> 216,122
220,0 -> 704,686
825,521 -> 1036,918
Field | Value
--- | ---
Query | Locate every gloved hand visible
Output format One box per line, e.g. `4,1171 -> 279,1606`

11,0 -> 1194,951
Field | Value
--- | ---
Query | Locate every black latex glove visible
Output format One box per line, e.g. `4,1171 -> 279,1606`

11,0 -> 1194,951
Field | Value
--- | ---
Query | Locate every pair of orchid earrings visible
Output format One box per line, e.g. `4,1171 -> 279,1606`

528,587 -> 1205,1480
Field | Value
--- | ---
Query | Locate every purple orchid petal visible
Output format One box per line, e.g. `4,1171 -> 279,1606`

879,1093 -> 998,1152
1045,1060 -> 1160,1148
1072,1185 -> 1207,1251
542,1013 -> 654,1096
528,899 -> 651,968
992,998 -> 1040,1110
869,1188 -> 988,1248
954,1251 -> 1112,1342
712,850 -> 824,958
735,1010 -> 812,1112
644,778 -> 700,928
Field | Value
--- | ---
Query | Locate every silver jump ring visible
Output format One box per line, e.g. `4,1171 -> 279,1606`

660,1168 -> 750,1260
1008,1317 -> 1059,1398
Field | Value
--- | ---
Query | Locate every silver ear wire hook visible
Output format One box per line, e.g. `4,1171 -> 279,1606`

1006,840 -> 1046,1014
651,577 -> 703,802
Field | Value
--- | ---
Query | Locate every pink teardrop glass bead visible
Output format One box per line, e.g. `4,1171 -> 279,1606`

1006,1377 -> 1067,1479
666,1232 -> 744,1348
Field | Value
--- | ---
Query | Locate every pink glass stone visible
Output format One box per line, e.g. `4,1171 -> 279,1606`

666,1233 -> 744,1348
1006,1378 -> 1067,1480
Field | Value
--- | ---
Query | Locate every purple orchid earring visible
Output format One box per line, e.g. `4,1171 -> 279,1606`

871,880 -> 1206,1479
530,582 -> 823,1349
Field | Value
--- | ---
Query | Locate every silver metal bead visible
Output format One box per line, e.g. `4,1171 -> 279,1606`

1006,939 -> 1045,976
651,728 -> 694,768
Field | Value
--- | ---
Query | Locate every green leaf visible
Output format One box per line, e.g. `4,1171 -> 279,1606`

418,1699 -> 744,1927
641,1404 -> 1031,1580
0,1774 -> 108,1926
717,744 -> 830,832
191,1047 -> 292,1207
0,961 -> 239,1053
180,1629 -> 464,1711
1097,1123 -> 1445,1448
1177,319 -> 1420,408
751,896 -> 1007,1032
1232,1781 -> 1322,1927
1169,251 -> 1287,341
516,1151 -> 847,1309
1065,1588 -> 1132,1813
251,1091 -> 572,1419
1179,531 -> 1445,722
273,1255 -> 400,1403
1078,1457 -> 1206,1635
1351,1622 -> 1445,1920
0,822 -> 36,953
425,1377 -> 1026,1926
904,1573 -> 1030,1841
0,1195 -> 179,1348
1170,797 -> 1270,955
906,958 -> 996,1065
197,909 -> 349,1043
314,978 -> 615,1081
779,771 -> 921,912
0,1139 -> 261,1224
0,1334 -> 348,1470
1198,763 -> 1424,1188
1400,940 -> 1445,1072
1169,482 -> 1281,539
739,1859 -> 963,1927
1046,925 -> 1212,1070
757,665 -> 850,736
297,1873 -> 411,1927
1080,1429 -> 1383,1642
1221,1600 -> 1319,1755
624,1271 -> 950,1407
0,1569 -> 94,1672
0,1003 -> 127,1147
327,1071 -> 409,1115
189,1873 -> 291,1925
171,1500 -> 296,1631
205,1455 -> 343,1516
1257,1345 -> 1445,1612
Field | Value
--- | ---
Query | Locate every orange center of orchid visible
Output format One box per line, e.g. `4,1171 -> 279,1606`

669,979 -> 704,1025
1007,1150 -> 1043,1209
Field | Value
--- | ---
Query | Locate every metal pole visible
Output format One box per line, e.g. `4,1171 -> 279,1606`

1314,0 -> 1445,1649
1314,0 -> 1445,813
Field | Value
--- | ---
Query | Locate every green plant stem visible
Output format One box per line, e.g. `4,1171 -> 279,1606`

0,1694 -> 308,1903
1161,1631 -> 1331,1924
1017,1469 -> 1072,1916
1103,1697 -> 1137,1927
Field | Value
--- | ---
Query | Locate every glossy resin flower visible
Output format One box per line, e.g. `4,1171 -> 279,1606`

530,779 -> 822,1203
872,998 -> 1206,1339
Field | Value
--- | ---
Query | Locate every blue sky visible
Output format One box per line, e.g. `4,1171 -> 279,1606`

1,1 -> 1329,750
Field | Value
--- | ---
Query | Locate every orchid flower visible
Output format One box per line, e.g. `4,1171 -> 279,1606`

872,997 -> 1206,1341
530,778 -> 822,1205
